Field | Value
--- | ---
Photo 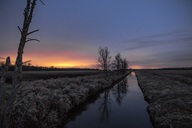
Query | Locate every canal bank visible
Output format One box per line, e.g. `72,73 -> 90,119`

136,70 -> 192,128
2,71 -> 130,128
64,72 -> 152,128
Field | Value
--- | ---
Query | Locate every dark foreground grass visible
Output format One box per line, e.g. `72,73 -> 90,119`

136,70 -> 192,128
1,71 -> 130,128
1,70 -> 101,83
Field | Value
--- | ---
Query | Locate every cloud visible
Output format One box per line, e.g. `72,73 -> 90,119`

179,37 -> 192,42
129,49 -> 192,68
126,29 -> 192,43
0,57 -> 6,60
113,39 -> 164,53
154,52 -> 192,63
114,42 -> 152,52
114,31 -> 192,53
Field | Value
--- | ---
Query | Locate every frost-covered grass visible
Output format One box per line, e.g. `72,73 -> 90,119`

146,70 -> 192,85
2,70 -> 101,83
136,70 -> 192,128
1,71 -> 129,128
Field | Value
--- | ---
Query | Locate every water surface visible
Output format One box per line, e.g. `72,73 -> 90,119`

64,72 -> 152,128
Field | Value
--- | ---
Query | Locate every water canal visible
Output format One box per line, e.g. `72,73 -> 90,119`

64,72 -> 152,128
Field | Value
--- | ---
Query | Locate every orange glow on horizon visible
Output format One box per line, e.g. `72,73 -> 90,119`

130,65 -> 160,69
27,58 -> 96,68
41,61 -> 95,68
2,52 -> 160,69
130,65 -> 143,69
1,51 -> 96,68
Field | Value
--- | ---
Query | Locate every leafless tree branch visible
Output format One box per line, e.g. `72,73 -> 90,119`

39,0 -> 45,5
23,60 -> 31,64
97,46 -> 111,72
25,38 -> 40,43
17,26 -> 22,33
27,29 -> 39,36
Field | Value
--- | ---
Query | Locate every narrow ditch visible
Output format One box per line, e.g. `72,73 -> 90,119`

63,72 -> 152,128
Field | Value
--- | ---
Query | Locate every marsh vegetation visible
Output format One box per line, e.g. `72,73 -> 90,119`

1,70 -> 129,127
1,0 -> 191,128
136,69 -> 192,128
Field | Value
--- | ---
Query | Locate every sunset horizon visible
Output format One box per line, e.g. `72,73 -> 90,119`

0,1 -> 192,127
1,52 -> 191,69
1,0 -> 192,69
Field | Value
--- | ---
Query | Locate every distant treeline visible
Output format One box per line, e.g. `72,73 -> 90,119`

136,67 -> 192,70
158,67 -> 192,70
1,65 -> 99,71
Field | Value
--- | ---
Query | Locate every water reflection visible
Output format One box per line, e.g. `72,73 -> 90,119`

64,73 -> 152,128
112,78 -> 128,105
98,90 -> 111,122
97,77 -> 128,123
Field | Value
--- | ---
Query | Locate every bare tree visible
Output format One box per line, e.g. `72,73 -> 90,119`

0,57 -> 11,128
0,1 -> 43,127
121,58 -> 128,71
13,0 -> 40,85
112,53 -> 121,71
0,57 -> 11,112
97,46 -> 111,72
0,57 -> 10,84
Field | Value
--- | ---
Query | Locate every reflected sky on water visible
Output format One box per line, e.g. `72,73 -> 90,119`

64,72 -> 152,128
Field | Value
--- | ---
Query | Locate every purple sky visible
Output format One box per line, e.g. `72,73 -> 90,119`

0,0 -> 192,68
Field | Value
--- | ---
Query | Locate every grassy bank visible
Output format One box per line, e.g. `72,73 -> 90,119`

136,70 -> 192,128
1,71 -> 130,128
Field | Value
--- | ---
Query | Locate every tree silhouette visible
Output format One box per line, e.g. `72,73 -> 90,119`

13,0 -> 41,84
121,58 -> 128,71
0,1 -> 44,127
0,57 -> 10,84
98,90 -> 111,122
112,79 -> 128,105
112,53 -> 121,70
97,46 -> 111,73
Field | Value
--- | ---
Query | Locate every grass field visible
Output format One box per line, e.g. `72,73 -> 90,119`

136,69 -> 192,128
1,70 -> 130,128
0,70 -> 101,83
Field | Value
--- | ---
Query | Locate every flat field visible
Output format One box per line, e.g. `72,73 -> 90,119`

136,69 -> 192,128
1,71 -> 130,128
0,70 -> 101,83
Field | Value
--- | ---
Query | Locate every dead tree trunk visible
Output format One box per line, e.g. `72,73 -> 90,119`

0,1 -> 41,128
1,0 -> 38,126
0,57 -> 11,84
13,0 -> 39,85
0,57 -> 11,128
0,57 -> 11,105
0,56 -> 10,103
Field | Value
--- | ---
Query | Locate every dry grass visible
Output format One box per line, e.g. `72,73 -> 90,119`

1,70 -> 101,83
1,71 -> 129,128
136,70 -> 192,128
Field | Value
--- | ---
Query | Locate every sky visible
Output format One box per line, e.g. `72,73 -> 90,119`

0,0 -> 192,69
